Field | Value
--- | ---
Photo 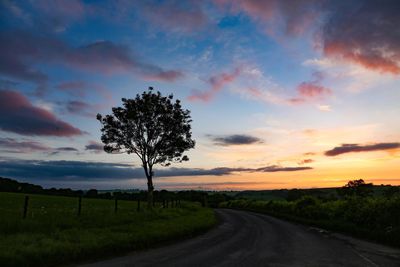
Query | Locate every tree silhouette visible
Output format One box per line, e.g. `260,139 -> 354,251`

338,179 -> 373,197
97,87 -> 195,207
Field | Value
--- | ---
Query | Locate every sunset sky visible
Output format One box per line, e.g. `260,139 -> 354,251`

1,0 -> 399,190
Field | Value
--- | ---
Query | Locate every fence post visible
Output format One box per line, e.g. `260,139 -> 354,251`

162,199 -> 166,208
78,195 -> 82,216
202,195 -> 208,207
137,199 -> 140,212
166,200 -> 169,208
114,198 -> 118,213
23,195 -> 29,219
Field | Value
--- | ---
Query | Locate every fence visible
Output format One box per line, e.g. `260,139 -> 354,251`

20,194 -> 183,219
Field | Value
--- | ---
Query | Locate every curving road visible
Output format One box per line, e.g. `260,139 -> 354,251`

79,209 -> 400,267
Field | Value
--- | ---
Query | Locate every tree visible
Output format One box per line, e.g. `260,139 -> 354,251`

97,87 -> 195,207
337,179 -> 373,198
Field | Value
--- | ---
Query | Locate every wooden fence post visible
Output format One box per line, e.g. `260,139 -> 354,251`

202,195 -> 208,207
114,198 -> 118,213
162,199 -> 166,208
23,195 -> 29,219
137,199 -> 140,212
78,195 -> 82,216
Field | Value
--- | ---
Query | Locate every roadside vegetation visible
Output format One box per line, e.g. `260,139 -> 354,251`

0,192 -> 216,267
220,180 -> 400,247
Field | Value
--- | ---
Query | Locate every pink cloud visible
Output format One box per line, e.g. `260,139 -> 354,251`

188,67 -> 242,102
320,1 -> 400,75
297,81 -> 332,98
323,42 -> 400,75
0,90 -> 84,137
289,71 -> 332,105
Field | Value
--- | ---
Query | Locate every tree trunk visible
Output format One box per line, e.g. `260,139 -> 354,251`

147,176 -> 154,208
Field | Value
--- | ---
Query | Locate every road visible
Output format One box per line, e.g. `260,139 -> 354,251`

79,209 -> 400,267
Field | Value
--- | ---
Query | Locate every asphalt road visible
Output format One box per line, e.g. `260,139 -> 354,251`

79,209 -> 400,267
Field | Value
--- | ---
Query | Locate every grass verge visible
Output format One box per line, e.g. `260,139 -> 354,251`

0,192 -> 217,267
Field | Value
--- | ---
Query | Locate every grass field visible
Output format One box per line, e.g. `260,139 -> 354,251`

0,192 -> 217,267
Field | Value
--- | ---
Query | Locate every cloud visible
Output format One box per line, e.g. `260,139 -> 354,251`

321,0 -> 400,74
0,31 -> 183,92
325,142 -> 400,156
141,0 -> 208,33
0,138 -> 79,155
232,68 -> 333,108
0,138 -> 51,153
220,1 -> 400,75
298,159 -> 314,165
317,104 -> 331,112
0,159 -> 312,183
289,71 -> 332,104
0,90 -> 83,136
188,67 -> 241,102
218,0 -> 322,37
62,100 -> 98,117
209,134 -> 263,146
85,141 -> 104,154
56,81 -> 109,98
48,147 -> 80,156
57,81 -> 88,95
2,0 -> 85,32
297,82 -> 332,98
255,165 -> 312,172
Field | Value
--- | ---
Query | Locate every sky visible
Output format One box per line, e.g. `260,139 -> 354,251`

0,0 -> 399,190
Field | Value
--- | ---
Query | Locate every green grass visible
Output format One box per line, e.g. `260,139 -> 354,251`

0,192 -> 217,267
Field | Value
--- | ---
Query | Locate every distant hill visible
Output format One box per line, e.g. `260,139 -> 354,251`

0,177 -> 44,193
0,176 -> 83,196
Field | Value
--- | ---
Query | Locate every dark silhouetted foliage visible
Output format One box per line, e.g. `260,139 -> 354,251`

337,179 -> 373,197
85,189 -> 98,198
97,87 -> 195,206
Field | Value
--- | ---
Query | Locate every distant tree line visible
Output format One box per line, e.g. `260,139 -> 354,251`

0,177 -> 232,206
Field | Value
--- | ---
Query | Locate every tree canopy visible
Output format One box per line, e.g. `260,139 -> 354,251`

338,179 -> 373,197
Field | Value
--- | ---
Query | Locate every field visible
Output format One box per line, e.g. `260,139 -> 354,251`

0,192 -> 216,267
